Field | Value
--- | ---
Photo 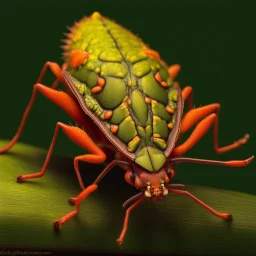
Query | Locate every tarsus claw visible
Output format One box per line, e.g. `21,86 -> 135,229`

68,197 -> 77,205
116,239 -> 123,249
17,175 -> 24,183
53,220 -> 62,230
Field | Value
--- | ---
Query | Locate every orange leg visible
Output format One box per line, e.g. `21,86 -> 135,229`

9,84 -> 106,186
55,159 -> 130,226
174,83 -> 193,112
171,104 -> 249,157
0,81 -> 100,153
37,61 -> 67,88
182,85 -> 193,112
170,155 -> 254,167
0,61 -> 69,153
17,122 -> 106,190
168,189 -> 232,220
168,64 -> 181,80
54,184 -> 98,229
116,197 -> 146,248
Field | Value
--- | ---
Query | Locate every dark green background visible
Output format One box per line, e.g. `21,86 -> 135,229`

0,0 -> 255,194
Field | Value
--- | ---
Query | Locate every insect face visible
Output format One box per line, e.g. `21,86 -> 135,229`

125,164 -> 171,201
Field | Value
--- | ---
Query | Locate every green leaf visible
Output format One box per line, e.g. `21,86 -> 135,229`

0,140 -> 256,255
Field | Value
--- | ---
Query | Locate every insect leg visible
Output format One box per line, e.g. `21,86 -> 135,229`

116,197 -> 146,248
168,189 -> 232,220
7,84 -> 103,187
175,103 -> 249,155
170,156 -> 254,167
54,184 -> 98,229
54,160 -> 130,227
0,83 -> 98,153
172,113 -> 217,157
17,122 -> 106,190
181,86 -> 193,112
173,83 -> 194,112
168,64 -> 181,80
0,61 -> 68,153
167,63 -> 193,110
36,61 -> 67,88
69,160 -> 130,204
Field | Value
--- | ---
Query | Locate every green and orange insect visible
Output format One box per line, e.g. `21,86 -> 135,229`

0,12 -> 253,247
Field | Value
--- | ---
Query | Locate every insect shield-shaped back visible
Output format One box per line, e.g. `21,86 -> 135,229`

63,70 -> 183,172
61,12 -> 184,172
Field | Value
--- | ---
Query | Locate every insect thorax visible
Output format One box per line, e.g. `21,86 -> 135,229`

62,12 -> 178,172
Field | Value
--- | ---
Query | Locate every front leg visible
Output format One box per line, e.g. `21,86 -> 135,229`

168,189 -> 232,220
116,197 -> 146,248
55,159 -> 131,228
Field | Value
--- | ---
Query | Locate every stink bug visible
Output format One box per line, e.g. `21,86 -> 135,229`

0,12 -> 253,247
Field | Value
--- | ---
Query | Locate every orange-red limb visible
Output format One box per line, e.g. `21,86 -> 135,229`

58,159 -> 130,224
36,61 -> 67,89
0,83 -> 98,153
181,86 -> 193,112
68,160 -> 130,204
0,61 -> 66,153
168,189 -> 232,220
172,113 -> 216,157
116,196 -> 147,248
173,83 -> 193,111
54,184 -> 98,229
168,64 -> 181,80
170,156 -> 254,167
17,121 -> 106,190
172,103 -> 249,157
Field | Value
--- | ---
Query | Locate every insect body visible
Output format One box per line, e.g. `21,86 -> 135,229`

0,12 -> 253,247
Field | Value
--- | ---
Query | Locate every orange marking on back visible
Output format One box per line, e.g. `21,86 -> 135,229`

161,81 -> 168,88
144,49 -> 161,61
91,86 -> 102,93
167,123 -> 173,129
145,97 -> 151,104
166,106 -> 174,114
155,72 -> 162,84
69,50 -> 89,68
155,72 -> 169,88
98,77 -> 106,88
104,111 -> 113,119
111,125 -> 119,133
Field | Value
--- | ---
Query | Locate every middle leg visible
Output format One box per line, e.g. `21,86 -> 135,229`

172,103 -> 249,157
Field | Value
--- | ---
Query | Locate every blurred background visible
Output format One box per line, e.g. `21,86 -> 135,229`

0,0 -> 255,194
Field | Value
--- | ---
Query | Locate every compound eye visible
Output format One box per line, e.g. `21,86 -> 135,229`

166,168 -> 171,176
166,168 -> 175,179
125,170 -> 137,186
129,172 -> 136,180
